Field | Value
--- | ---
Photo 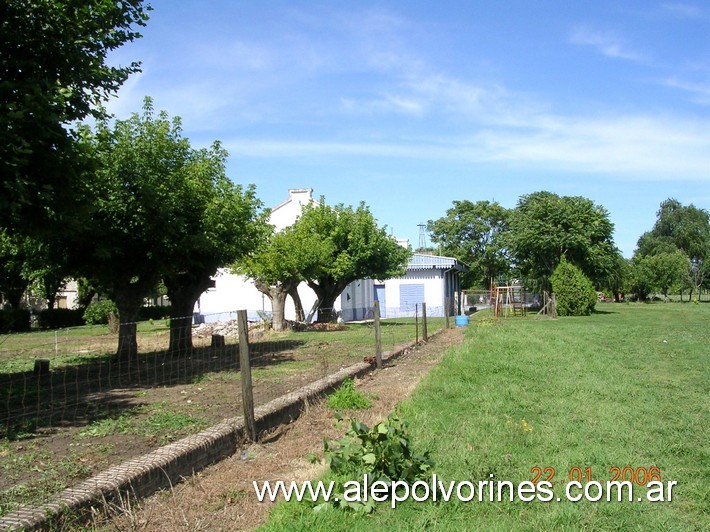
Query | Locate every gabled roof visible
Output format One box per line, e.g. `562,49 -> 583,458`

407,253 -> 469,272
271,188 -> 314,213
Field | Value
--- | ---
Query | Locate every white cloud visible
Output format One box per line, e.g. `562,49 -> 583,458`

569,27 -> 648,62
226,109 -> 710,182
474,114 -> 710,177
661,3 -> 704,19
340,95 -> 425,116
663,78 -> 710,105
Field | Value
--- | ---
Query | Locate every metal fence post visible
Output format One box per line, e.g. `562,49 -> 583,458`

374,301 -> 382,369
237,310 -> 256,441
422,302 -> 428,342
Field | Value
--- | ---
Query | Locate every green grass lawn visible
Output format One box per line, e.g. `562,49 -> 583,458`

262,304 -> 710,530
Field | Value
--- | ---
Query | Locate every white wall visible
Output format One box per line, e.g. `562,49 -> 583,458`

195,269 -> 323,322
383,270 -> 445,317
269,188 -> 314,230
195,188 -> 326,322
340,279 -> 375,321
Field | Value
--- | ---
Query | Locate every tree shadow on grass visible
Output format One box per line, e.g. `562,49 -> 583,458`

0,338 -> 305,440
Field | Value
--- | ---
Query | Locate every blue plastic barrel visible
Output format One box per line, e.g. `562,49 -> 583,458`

455,315 -> 469,327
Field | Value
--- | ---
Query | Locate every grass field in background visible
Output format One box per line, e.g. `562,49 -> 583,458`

263,304 -> 709,530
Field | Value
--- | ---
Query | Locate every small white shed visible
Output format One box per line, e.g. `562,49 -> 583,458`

340,253 -> 469,321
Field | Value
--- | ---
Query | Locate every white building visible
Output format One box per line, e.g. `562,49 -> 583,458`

195,188 -> 323,322
195,188 -> 469,323
339,254 -> 469,321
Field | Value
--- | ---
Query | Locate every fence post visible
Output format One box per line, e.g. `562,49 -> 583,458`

374,301 -> 382,369
444,297 -> 450,329
422,302 -> 428,342
415,303 -> 419,344
237,310 -> 256,441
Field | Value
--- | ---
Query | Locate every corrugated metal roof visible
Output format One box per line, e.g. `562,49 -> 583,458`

408,253 -> 469,272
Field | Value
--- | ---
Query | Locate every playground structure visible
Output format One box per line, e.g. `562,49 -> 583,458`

462,281 -> 556,319
490,284 -> 527,318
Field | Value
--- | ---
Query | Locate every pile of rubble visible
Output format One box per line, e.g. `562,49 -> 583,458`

192,320 -> 239,339
192,320 -> 269,341
192,319 -> 346,339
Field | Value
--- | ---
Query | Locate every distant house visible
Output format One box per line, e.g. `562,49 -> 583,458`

54,280 -> 80,309
196,189 -> 469,323
195,188 -> 322,322
339,253 -> 469,321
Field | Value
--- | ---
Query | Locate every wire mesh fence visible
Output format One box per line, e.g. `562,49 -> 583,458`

0,306 -> 447,516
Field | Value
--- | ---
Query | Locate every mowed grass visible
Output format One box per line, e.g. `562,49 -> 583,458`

262,304 -> 709,530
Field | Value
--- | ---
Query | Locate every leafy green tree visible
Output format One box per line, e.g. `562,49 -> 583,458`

628,256 -> 654,301
636,199 -> 710,300
651,251 -> 692,299
550,257 -> 597,316
235,225 -> 331,331
74,99 -> 249,359
1,0 -> 150,232
604,251 -> 630,302
629,251 -> 690,301
0,228 -> 72,310
162,164 -> 268,353
427,200 -> 510,288
507,192 -> 619,291
0,230 -> 29,309
295,201 -> 411,323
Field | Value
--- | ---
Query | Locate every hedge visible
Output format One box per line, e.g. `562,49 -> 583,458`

36,308 -> 85,329
0,309 -> 32,333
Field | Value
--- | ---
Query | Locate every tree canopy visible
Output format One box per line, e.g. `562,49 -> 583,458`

161,158 -> 268,352
235,225 -> 331,330
73,99 -> 266,359
427,200 -> 510,288
295,201 -> 411,322
1,0 -> 150,232
635,198 -> 710,299
507,191 -> 620,291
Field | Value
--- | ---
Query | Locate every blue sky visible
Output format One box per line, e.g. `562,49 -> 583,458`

106,1 -> 710,257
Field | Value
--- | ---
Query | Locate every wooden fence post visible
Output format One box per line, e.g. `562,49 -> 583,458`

374,301 -> 382,369
422,302 -> 428,342
237,310 -> 256,441
444,297 -> 450,329
415,303 -> 419,344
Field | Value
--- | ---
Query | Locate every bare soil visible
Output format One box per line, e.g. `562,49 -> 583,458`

97,327 -> 465,531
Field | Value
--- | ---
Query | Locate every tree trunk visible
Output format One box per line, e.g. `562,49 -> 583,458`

289,285 -> 305,322
113,289 -> 143,361
270,289 -> 289,331
5,286 -> 25,310
167,291 -> 196,355
307,279 -> 347,323
254,279 -> 294,331
165,274 -> 215,355
43,275 -> 65,309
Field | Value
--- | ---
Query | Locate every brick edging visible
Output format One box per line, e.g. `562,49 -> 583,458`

0,329 -> 445,531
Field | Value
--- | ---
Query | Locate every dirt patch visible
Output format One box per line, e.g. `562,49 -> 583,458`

2,320 -> 437,515
98,327 -> 464,531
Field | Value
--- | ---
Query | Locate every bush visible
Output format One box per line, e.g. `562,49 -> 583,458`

551,257 -> 597,316
0,309 -> 31,333
37,308 -> 85,329
137,305 -> 172,321
318,414 -> 434,512
83,299 -> 118,325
